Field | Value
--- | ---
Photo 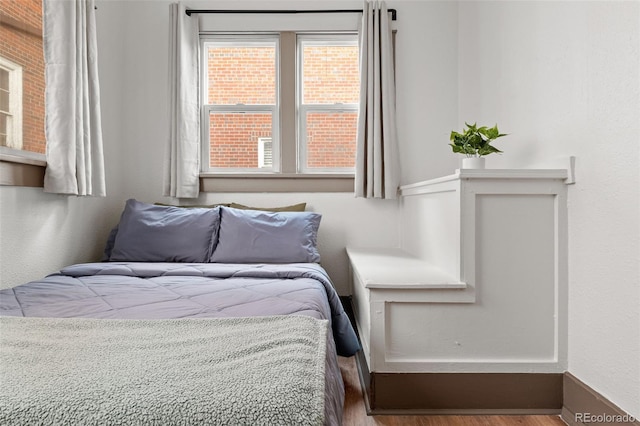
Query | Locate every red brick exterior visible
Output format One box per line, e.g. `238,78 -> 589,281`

306,112 -> 357,169
302,45 -> 359,104
209,113 -> 272,169
206,41 -> 359,170
0,0 -> 45,154
207,46 -> 276,105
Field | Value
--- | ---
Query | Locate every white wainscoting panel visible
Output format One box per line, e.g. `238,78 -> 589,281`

348,169 -> 568,373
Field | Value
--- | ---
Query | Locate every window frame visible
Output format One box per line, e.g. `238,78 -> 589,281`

0,56 -> 23,151
297,34 -> 359,175
198,31 -> 359,187
0,9 -> 47,188
200,35 -> 281,173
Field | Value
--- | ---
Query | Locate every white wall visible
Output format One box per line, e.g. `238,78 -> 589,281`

93,0 -> 460,293
0,0 -> 127,289
458,0 -> 640,417
393,0 -> 459,184
0,189 -> 116,288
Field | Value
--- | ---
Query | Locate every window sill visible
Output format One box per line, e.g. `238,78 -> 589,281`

0,147 -> 46,187
199,173 -> 354,192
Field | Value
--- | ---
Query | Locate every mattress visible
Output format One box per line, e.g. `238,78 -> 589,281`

0,262 -> 360,425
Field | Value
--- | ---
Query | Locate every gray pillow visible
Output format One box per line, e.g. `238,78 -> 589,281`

210,207 -> 321,263
101,224 -> 119,261
110,199 -> 221,263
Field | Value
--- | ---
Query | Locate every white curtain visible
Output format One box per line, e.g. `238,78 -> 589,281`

43,0 -> 105,196
355,0 -> 399,199
164,3 -> 200,199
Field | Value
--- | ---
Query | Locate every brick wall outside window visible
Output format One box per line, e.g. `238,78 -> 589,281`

0,0 -> 45,154
303,45 -> 358,169
306,112 -> 357,169
207,47 -> 275,105
209,113 -> 272,168
302,46 -> 359,104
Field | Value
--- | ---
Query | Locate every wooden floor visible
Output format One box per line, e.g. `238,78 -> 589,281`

338,356 -> 568,426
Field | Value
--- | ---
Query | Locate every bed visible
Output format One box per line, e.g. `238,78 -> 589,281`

0,200 -> 360,425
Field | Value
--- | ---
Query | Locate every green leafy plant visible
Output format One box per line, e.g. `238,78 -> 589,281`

449,123 -> 508,157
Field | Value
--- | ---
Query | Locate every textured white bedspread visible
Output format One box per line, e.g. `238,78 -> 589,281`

0,315 -> 328,425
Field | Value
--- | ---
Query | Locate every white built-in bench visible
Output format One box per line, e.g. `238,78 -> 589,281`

346,169 -> 571,412
347,169 -> 570,376
346,247 -> 465,290
346,247 -> 476,377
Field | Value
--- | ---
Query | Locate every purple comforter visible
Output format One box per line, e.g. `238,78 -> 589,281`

0,262 -> 360,357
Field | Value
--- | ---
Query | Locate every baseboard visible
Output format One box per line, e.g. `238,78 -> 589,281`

354,348 -> 374,413
562,372 -> 638,426
354,358 -> 639,420
372,371 -> 562,413
352,351 -> 562,414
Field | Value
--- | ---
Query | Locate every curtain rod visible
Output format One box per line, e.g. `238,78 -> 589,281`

185,9 -> 397,21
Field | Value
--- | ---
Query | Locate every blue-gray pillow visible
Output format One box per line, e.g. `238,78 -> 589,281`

101,225 -> 119,261
110,199 -> 221,263
210,207 -> 321,263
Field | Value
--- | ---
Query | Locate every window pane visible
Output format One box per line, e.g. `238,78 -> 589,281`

207,44 -> 276,105
0,69 -> 8,91
305,111 -> 357,169
0,112 -> 7,134
302,43 -> 359,104
0,89 -> 9,112
0,112 -> 9,147
209,112 -> 273,169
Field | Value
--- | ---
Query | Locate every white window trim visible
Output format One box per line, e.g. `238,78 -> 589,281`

0,57 -> 46,189
0,56 -> 23,151
200,35 -> 281,174
297,34 -> 358,174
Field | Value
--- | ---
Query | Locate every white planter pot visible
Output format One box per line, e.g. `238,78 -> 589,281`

462,157 -> 486,169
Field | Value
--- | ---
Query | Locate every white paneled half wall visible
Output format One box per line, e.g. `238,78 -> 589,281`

348,169 -> 569,374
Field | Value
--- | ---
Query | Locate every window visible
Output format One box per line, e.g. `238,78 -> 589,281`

0,0 -> 46,188
298,35 -> 359,173
0,0 -> 45,157
0,56 -> 22,150
202,36 -> 279,172
200,32 -> 359,176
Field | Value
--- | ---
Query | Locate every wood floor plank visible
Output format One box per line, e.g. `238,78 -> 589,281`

338,356 -> 567,426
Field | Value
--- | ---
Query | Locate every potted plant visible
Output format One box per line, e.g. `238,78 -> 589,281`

449,122 -> 508,169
